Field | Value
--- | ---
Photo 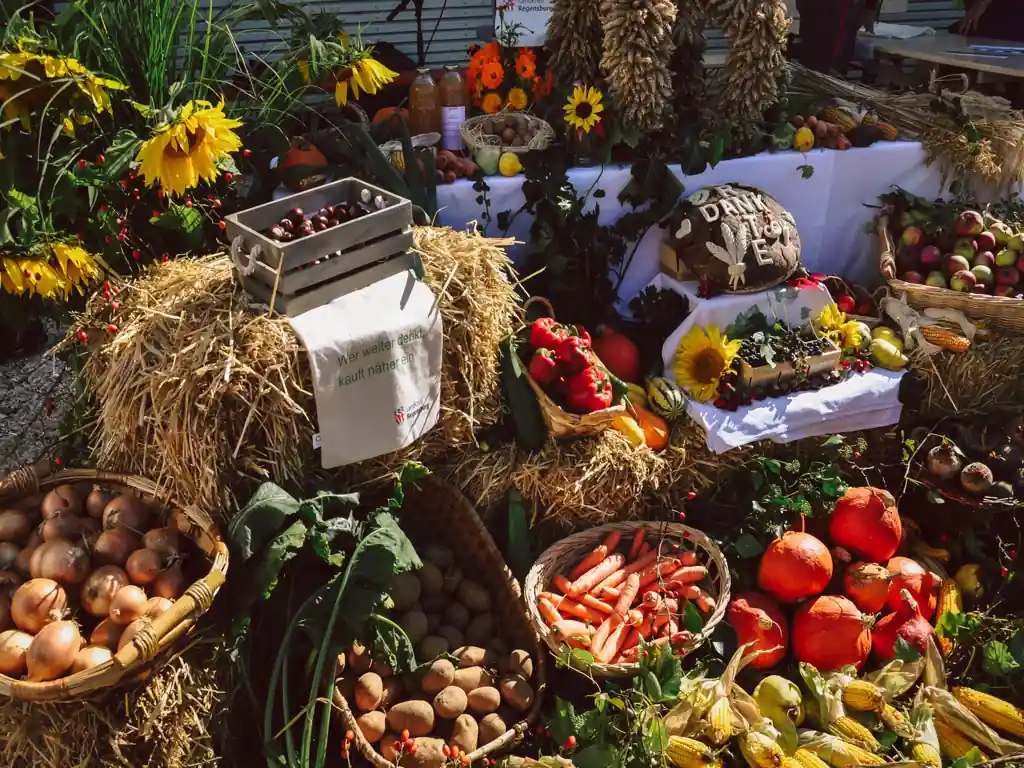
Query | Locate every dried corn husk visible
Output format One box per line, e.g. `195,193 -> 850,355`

798,664 -> 879,752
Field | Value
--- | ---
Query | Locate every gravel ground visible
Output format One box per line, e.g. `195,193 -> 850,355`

0,323 -> 72,472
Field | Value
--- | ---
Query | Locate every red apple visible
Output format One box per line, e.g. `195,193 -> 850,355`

836,295 -> 856,313
956,210 -> 985,237
974,251 -> 995,269
920,245 -> 942,267
971,283 -> 990,294
903,270 -> 924,284
1017,254 -> 1024,273
901,226 -> 923,247
995,284 -> 1016,297
977,231 -> 997,252
945,254 -> 971,276
950,269 -> 977,292
996,267 -> 1020,286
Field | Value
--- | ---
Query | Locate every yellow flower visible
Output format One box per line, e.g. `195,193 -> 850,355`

481,92 -> 502,115
813,303 -> 846,343
49,242 -> 100,295
136,100 -> 243,196
1,243 -> 100,300
506,87 -> 528,111
672,324 -> 741,403
563,84 -> 604,134
335,57 -> 398,106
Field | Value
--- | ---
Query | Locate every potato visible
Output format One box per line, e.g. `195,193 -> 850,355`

348,642 -> 372,674
443,603 -> 470,630
442,567 -> 463,594
456,580 -> 491,612
499,674 -> 534,712
510,136 -> 524,147
421,659 -> 455,695
465,613 -> 494,646
399,609 -> 429,645
453,666 -> 495,693
508,650 -> 533,680
466,686 -> 501,714
420,592 -> 447,613
380,732 -> 401,762
421,545 -> 453,569
356,710 -> 386,743
433,685 -> 468,719
381,676 -> 404,708
355,672 -> 384,712
419,635 -> 450,661
501,127 -> 517,144
401,736 -> 446,768
387,700 -> 435,737
437,625 -> 464,650
417,562 -> 444,594
389,572 -> 422,611
451,713 -> 479,753
425,612 -> 441,633
453,646 -> 496,669
478,712 -> 507,744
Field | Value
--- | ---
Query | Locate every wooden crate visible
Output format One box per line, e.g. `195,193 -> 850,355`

739,341 -> 841,390
225,177 -> 413,314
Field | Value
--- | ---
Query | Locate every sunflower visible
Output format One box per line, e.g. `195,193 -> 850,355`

515,49 -> 537,79
563,85 -> 604,134
481,61 -> 504,90
136,100 -> 243,196
812,303 -> 846,343
481,92 -> 502,115
49,242 -> 100,295
0,241 -> 97,301
672,324 -> 741,403
334,56 -> 397,106
506,87 -> 528,111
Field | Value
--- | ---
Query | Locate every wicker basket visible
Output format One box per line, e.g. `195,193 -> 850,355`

0,462 -> 228,702
333,474 -> 545,766
460,112 -> 554,155
524,520 -> 731,679
878,212 -> 1024,333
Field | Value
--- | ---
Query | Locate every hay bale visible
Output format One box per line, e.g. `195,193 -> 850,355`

73,226 -> 519,513
908,336 -> 1024,419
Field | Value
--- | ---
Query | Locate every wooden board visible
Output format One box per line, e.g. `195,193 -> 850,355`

739,344 -> 841,389
871,32 -> 1024,79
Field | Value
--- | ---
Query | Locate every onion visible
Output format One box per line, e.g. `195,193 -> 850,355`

11,579 -> 67,633
29,540 -> 90,585
13,544 -> 35,578
102,495 -> 150,533
80,566 -> 130,617
142,526 -> 180,560
152,562 -> 186,600
0,571 -> 24,598
84,488 -> 113,521
92,528 -> 140,568
0,542 -> 20,572
926,442 -> 964,481
0,509 -> 31,544
125,549 -> 164,586
143,596 -> 173,620
117,618 -> 147,651
108,585 -> 147,626
41,489 -> 72,520
41,514 -> 82,542
26,620 -> 81,681
89,618 -> 124,651
0,629 -> 33,676
79,517 -> 102,551
70,645 -> 112,673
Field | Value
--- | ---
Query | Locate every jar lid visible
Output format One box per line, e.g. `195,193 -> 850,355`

416,67 -> 430,73
445,64 -> 458,70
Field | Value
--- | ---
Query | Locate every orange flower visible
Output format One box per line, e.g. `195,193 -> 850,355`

507,87 -> 528,110
468,53 -> 486,83
515,49 -> 537,80
532,72 -> 553,99
481,60 -> 504,90
481,91 -> 502,114
480,41 -> 500,61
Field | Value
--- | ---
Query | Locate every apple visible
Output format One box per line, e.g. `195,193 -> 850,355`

954,237 -> 978,260
903,270 -> 923,284
977,231 -> 997,252
972,283 -> 990,294
836,295 -> 856,313
996,249 -> 1017,267
994,284 -> 1016,297
997,267 -> 1020,286
945,254 -> 971,276
956,210 -> 985,236
934,227 -> 956,253
925,271 -> 948,288
990,222 -> 1013,244
1017,253 -> 1024,272
896,245 -> 921,272
971,264 -> 993,285
920,246 -> 944,268
950,269 -> 977,292
974,251 -> 995,269
901,226 -> 923,247
1009,233 -> 1024,252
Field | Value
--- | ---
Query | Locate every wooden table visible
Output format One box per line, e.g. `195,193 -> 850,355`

870,31 -> 1024,80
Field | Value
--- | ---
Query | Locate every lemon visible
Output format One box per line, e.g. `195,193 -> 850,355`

872,326 -> 897,342
793,126 -> 814,153
498,152 -> 522,177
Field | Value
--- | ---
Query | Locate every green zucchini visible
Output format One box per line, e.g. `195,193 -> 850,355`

499,334 -> 547,450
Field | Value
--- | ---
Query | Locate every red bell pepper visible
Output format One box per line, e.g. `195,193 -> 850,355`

529,317 -> 571,350
564,366 -> 614,413
528,348 -> 561,385
556,335 -> 596,374
570,325 -> 592,348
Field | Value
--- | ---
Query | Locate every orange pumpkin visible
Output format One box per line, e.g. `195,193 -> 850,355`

633,406 -> 669,451
279,138 -> 329,192
792,594 -> 872,671
372,107 -> 409,126
885,556 -> 938,620
829,487 -> 902,562
757,531 -> 833,602
843,562 -> 891,614
727,591 -> 788,669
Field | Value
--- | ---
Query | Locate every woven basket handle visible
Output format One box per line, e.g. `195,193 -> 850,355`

523,296 -> 555,320
878,212 -> 897,281
0,458 -> 51,500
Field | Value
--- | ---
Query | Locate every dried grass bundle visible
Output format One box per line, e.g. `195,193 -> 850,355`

908,336 -> 1024,418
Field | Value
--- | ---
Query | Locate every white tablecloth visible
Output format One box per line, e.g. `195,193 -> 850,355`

436,142 -> 947,303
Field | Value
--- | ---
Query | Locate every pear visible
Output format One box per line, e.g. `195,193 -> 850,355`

870,338 -> 909,370
990,221 -> 1013,245
753,676 -> 802,754
1009,233 -> 1024,252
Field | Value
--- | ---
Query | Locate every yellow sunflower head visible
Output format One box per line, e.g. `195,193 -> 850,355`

506,87 -> 528,111
136,100 -> 243,196
335,55 -> 398,106
813,303 -> 847,343
563,85 -> 604,134
672,323 -> 741,403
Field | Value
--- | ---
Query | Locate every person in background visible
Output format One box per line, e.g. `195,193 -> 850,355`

794,0 -> 880,73
954,0 -> 1024,42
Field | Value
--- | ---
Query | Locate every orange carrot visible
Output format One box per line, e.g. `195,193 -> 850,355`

538,596 -> 562,625
653,612 -> 670,631
596,620 -> 631,663
543,588 -> 613,618
628,528 -> 646,560
613,573 -> 641,618
620,628 -> 641,655
621,635 -> 671,660
553,576 -> 615,614
642,590 -> 662,611
624,613 -> 655,650
696,591 -> 717,613
551,619 -> 596,649
542,593 -> 605,623
637,558 -> 683,590
661,597 -> 679,616
638,542 -> 651,558
680,550 -> 698,566
662,618 -> 680,638
595,549 -> 658,593
570,553 -> 625,597
591,613 -> 616,657
664,565 -> 708,589
570,531 -> 622,580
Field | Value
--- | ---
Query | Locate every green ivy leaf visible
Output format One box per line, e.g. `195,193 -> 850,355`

983,640 -> 1021,677
797,164 -> 815,179
732,533 -> 765,559
894,637 -> 922,662
572,744 -> 617,768
683,601 -> 704,633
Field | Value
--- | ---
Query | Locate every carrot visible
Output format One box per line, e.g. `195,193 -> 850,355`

551,619 -> 596,649
664,565 -> 708,588
696,591 -> 717,613
661,597 -> 679,616
624,612 -> 655,650
620,628 -> 641,655
638,542 -> 651,558
680,550 -> 698,566
621,635 -> 672,661
570,553 -> 625,597
628,528 -> 646,560
661,618 -> 680,638
612,573 -> 641,617
570,531 -> 622,580
642,590 -> 662,611
591,611 -> 622,658
653,612 -> 670,632
538,596 -> 562,626
553,576 -> 615,614
541,593 -> 605,623
596,620 -> 631,663
595,549 -> 658,593
637,557 -> 683,590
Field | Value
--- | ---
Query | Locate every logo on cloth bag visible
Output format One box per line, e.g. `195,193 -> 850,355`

394,408 -> 406,424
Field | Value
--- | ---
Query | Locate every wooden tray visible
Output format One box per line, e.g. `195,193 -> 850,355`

739,340 -> 840,389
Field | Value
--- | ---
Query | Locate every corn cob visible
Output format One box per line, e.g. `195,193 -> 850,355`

935,579 -> 962,655
875,122 -> 899,141
841,680 -> 885,713
920,324 -> 971,352
780,759 -> 803,768
880,704 -> 916,738
666,735 -> 721,767
738,730 -> 785,768
822,107 -> 857,132
952,686 -> 1024,738
828,716 -> 880,752
800,734 -> 886,767
935,717 -> 988,761
909,741 -> 941,768
707,698 -> 733,745
790,749 -> 830,768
